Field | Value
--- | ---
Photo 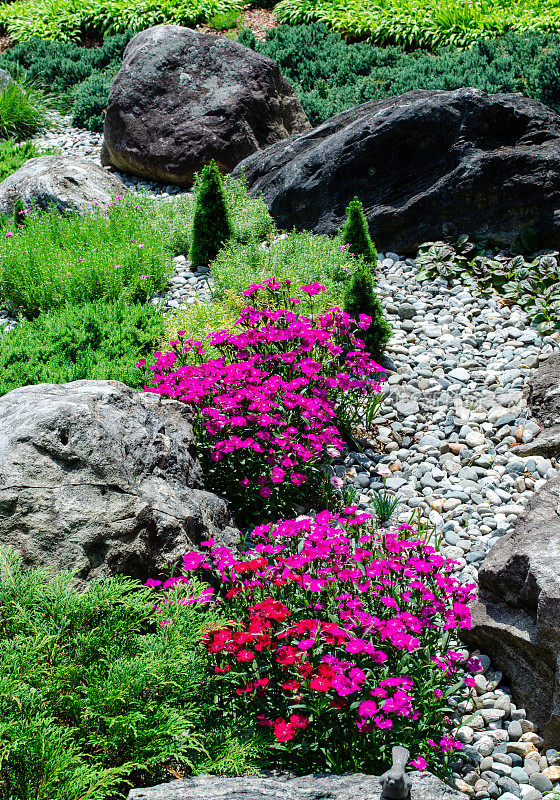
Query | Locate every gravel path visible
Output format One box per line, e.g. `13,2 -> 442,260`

31,117 -> 560,799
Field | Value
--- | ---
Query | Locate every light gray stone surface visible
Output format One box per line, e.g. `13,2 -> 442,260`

126,772 -> 465,800
0,154 -> 126,216
0,380 -> 238,586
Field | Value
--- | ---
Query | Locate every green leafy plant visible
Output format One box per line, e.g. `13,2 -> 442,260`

0,191 -> 176,318
0,0 -> 243,43
0,547 -> 259,800
208,9 -> 242,30
273,0 -> 560,51
0,300 -> 165,396
0,138 -> 56,181
341,197 -> 377,264
190,160 -> 233,269
343,263 -> 392,361
416,235 -> 560,334
0,73 -> 48,141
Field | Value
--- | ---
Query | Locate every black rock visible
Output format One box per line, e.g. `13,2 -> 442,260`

233,88 -> 560,253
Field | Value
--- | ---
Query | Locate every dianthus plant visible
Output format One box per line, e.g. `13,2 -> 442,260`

140,280 -> 386,525
171,510 -> 480,776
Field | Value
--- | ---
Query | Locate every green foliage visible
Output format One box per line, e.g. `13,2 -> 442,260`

190,160 -> 233,269
273,0 -> 560,51
0,138 -> 55,181
208,8 -> 242,30
0,73 -> 48,141
0,300 -> 165,396
256,24 -> 560,126
237,28 -> 256,48
71,70 -> 111,131
0,191 -> 177,317
0,34 -> 131,98
416,236 -> 560,334
211,229 -> 358,310
343,264 -> 392,361
0,547 -> 258,799
341,197 -> 376,264
0,0 -> 243,43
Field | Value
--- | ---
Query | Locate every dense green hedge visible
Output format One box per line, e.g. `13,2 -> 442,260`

250,24 -> 560,126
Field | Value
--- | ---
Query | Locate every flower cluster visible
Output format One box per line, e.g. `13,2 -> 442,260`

140,280 -> 386,524
170,510 -> 479,774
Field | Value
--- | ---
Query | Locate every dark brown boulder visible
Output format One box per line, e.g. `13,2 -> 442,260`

232,87 -> 560,253
463,475 -> 560,746
101,25 -> 310,187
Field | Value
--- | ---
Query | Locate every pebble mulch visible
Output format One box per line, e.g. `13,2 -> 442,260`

29,119 -> 560,799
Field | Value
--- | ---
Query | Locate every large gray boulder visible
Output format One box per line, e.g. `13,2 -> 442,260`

127,772 -> 464,800
0,154 -> 126,217
0,381 -> 238,587
463,475 -> 560,746
233,87 -> 560,253
100,25 -> 310,187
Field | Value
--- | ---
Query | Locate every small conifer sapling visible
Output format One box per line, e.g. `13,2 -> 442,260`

190,160 -> 233,268
344,263 -> 392,361
341,197 -> 376,264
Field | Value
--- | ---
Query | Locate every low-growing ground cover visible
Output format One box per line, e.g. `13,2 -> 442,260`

0,0 -> 242,43
0,34 -> 132,131
246,25 -> 560,125
416,236 -> 560,334
0,138 -> 55,180
0,300 -> 165,395
0,548 -> 261,800
0,177 -> 273,319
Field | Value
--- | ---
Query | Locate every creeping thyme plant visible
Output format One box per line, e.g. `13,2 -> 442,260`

140,280 -> 386,525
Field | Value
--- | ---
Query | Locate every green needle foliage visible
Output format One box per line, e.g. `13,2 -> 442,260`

341,197 -> 377,264
343,263 -> 392,361
0,300 -> 165,396
0,548 -> 260,800
190,160 -> 233,269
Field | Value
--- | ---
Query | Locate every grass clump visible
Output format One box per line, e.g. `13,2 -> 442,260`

211,230 -> 358,309
0,547 -> 260,800
0,74 -> 48,141
190,160 -> 233,268
0,300 -> 165,396
0,139 -> 56,181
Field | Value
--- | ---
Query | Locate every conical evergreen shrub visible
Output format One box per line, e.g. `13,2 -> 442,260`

344,263 -> 392,361
341,197 -> 376,264
190,160 -> 233,268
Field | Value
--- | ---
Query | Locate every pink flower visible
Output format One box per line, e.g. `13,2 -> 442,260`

410,756 -> 427,771
330,476 -> 343,488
